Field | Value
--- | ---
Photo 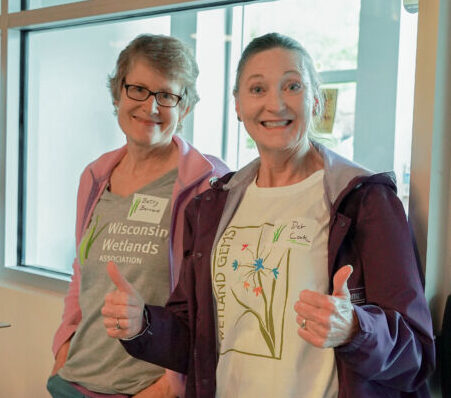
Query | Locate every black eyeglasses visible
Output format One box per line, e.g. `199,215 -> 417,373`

124,83 -> 183,107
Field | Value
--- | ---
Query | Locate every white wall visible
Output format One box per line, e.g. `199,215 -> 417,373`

0,284 -> 64,398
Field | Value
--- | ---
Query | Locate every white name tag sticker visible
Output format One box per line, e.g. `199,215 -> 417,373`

274,217 -> 319,249
127,194 -> 169,224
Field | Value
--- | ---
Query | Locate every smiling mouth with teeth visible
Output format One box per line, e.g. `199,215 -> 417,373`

261,120 -> 292,127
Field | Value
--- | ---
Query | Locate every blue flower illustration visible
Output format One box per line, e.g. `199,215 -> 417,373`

272,268 -> 279,279
232,260 -> 239,271
254,258 -> 264,271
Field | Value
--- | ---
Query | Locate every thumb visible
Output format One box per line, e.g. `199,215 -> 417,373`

107,261 -> 134,294
332,265 -> 353,298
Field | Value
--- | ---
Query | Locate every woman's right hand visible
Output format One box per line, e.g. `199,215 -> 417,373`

51,339 -> 71,376
101,261 -> 146,340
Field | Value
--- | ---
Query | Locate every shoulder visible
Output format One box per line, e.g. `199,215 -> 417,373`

339,178 -> 407,233
336,172 -> 398,211
77,146 -> 126,196
173,136 -> 231,197
82,146 -> 127,178
173,135 -> 230,178
203,154 -> 230,176
77,146 -> 126,184
192,172 -> 235,201
351,177 -> 400,209
185,172 -> 235,213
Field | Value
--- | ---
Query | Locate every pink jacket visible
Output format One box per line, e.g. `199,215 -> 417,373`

52,135 -> 229,396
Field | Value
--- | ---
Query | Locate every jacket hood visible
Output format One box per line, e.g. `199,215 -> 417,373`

219,141 -> 397,209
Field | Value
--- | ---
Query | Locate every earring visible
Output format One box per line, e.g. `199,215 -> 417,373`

237,116 -> 242,122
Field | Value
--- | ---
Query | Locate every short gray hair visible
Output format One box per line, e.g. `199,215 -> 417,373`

109,34 -> 199,113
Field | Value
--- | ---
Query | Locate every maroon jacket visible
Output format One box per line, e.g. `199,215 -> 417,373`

122,147 -> 435,398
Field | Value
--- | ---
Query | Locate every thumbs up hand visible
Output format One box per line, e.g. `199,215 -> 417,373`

293,265 -> 358,348
101,261 -> 146,339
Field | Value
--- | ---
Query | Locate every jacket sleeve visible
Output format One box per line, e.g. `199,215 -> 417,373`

121,197 -> 199,373
121,300 -> 191,374
335,183 -> 435,391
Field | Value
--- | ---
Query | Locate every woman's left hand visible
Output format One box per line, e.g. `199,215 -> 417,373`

294,265 -> 359,348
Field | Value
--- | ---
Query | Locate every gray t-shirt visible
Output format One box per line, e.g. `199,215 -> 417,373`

59,168 -> 177,394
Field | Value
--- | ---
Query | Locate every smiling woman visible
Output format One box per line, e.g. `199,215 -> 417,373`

115,60 -> 184,158
234,44 -> 324,187
234,49 -> 310,153
102,33 -> 435,398
48,34 -> 229,398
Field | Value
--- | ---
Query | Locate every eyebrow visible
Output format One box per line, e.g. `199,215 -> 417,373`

126,82 -> 177,93
246,70 -> 302,81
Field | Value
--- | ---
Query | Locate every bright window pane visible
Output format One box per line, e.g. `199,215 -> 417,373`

394,9 -> 418,210
193,8 -> 226,158
24,17 -> 170,272
241,0 -> 361,71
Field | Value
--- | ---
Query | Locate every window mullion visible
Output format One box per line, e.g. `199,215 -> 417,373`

221,6 -> 233,161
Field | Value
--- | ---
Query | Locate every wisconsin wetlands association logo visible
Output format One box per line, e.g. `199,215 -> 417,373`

79,215 -> 107,265
129,197 -> 142,217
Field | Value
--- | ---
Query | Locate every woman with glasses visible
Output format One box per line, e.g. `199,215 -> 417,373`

101,33 -> 434,397
48,34 -> 228,398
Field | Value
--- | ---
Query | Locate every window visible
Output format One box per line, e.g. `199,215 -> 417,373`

1,0 -> 418,275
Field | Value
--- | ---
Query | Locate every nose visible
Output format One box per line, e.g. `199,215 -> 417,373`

265,89 -> 286,112
141,94 -> 159,114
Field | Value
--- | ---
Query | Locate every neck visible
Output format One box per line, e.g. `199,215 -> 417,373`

121,139 -> 178,176
256,140 -> 323,187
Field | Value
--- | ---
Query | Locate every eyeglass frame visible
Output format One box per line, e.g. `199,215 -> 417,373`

123,82 -> 183,107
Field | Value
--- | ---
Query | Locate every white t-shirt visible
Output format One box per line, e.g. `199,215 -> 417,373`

212,170 -> 338,398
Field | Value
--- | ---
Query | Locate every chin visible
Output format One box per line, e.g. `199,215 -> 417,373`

258,138 -> 299,151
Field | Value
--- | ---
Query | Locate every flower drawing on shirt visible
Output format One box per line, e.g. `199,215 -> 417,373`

254,258 -> 264,271
230,225 -> 290,358
253,286 -> 263,296
79,215 -> 108,265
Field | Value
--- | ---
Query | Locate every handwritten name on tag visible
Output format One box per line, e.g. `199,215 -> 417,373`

127,194 -> 169,224
274,217 -> 318,249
